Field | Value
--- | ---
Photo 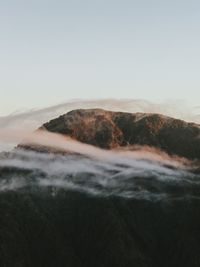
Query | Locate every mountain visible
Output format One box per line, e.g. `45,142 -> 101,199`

1,109 -> 200,267
40,109 -> 200,160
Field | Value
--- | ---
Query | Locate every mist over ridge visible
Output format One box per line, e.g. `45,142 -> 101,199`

0,107 -> 200,200
0,103 -> 200,266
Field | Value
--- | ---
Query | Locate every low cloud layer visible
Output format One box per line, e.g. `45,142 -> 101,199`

0,128 -> 192,168
0,132 -> 199,200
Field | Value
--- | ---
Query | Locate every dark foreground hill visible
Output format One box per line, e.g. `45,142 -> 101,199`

1,189 -> 200,267
1,109 -> 200,267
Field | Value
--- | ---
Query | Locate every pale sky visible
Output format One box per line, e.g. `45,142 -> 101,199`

0,0 -> 200,115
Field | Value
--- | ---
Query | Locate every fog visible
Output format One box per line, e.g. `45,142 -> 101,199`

0,128 -> 192,169
0,130 -> 199,200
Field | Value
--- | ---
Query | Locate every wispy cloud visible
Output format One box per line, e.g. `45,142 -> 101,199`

0,135 -> 198,200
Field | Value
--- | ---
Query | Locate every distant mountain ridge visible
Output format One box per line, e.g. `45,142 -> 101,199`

38,109 -> 200,160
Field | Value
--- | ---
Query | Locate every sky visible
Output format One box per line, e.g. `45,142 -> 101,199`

0,0 -> 200,115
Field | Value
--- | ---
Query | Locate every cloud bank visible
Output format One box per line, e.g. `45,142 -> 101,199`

0,131 -> 198,200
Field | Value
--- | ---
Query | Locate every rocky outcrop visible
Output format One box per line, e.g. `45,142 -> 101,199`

40,109 -> 200,160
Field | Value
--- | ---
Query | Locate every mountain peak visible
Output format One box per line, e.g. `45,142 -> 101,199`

37,108 -> 200,160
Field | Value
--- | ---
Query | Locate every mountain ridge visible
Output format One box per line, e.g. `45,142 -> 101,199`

37,108 -> 200,160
